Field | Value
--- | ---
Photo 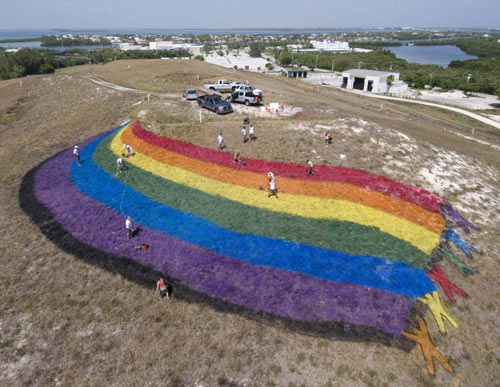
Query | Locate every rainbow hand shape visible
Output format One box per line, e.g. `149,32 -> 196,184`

32,121 -> 448,338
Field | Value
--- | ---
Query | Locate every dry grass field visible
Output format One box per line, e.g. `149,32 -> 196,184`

1,59 -> 500,386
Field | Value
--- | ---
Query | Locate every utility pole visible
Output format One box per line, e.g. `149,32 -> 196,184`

331,59 -> 335,72
315,54 -> 318,69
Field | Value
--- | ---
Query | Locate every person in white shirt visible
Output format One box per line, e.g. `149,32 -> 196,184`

306,160 -> 314,176
217,133 -> 224,151
249,125 -> 255,141
116,157 -> 123,174
242,126 -> 247,143
123,144 -> 133,157
73,145 -> 81,166
125,216 -> 133,239
268,178 -> 278,198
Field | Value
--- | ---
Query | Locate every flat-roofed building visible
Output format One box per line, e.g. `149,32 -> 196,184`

149,41 -> 204,55
119,43 -> 148,51
310,40 -> 350,52
342,69 -> 400,94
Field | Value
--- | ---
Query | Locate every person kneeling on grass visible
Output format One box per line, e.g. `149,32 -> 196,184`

234,152 -> 246,166
123,144 -> 133,157
155,278 -> 172,300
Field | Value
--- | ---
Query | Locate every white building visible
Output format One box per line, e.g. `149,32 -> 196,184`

119,43 -> 148,51
342,69 -> 400,94
149,41 -> 204,55
310,40 -> 350,52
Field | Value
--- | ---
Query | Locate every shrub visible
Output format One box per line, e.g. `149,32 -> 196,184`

39,64 -> 55,74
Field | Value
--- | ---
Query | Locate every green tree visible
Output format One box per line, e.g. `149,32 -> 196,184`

386,75 -> 395,88
249,43 -> 262,58
13,48 -> 43,75
279,52 -> 292,66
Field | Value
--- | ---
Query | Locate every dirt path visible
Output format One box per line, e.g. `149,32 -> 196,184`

80,75 -> 178,98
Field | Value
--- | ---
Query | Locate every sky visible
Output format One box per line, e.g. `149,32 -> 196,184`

1,0 -> 498,30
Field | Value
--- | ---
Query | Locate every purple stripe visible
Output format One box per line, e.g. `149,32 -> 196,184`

33,135 -> 414,336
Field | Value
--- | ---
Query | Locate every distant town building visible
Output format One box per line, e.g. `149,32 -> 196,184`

310,40 -> 350,52
342,69 -> 400,94
149,41 -> 204,55
119,43 -> 149,51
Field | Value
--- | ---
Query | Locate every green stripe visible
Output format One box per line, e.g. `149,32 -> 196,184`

92,133 -> 432,268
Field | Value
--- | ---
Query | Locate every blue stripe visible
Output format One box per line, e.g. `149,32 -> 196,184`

70,129 -> 435,298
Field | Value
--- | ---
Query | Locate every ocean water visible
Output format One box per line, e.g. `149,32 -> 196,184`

384,45 -> 477,67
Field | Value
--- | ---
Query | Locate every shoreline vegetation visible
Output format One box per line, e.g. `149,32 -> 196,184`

0,37 -> 41,43
39,35 -> 111,47
1,31 -> 499,96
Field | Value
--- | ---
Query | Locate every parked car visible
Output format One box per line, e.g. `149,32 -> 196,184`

182,88 -> 198,100
204,79 -> 241,92
197,94 -> 233,114
232,84 -> 262,97
227,90 -> 262,106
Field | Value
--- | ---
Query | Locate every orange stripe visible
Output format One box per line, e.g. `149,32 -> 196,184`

121,127 -> 444,234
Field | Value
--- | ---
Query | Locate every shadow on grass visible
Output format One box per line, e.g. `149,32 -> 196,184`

19,155 -> 419,352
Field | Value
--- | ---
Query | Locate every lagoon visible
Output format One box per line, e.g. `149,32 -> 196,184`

383,45 -> 477,67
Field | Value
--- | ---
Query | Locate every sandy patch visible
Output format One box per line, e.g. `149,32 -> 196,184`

417,90 -> 500,110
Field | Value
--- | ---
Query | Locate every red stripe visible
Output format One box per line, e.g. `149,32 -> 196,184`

132,120 -> 443,213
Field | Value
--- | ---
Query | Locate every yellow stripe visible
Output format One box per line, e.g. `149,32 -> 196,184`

109,128 -> 439,254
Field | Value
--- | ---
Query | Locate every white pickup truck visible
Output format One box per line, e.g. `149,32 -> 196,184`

204,79 -> 241,92
233,84 -> 262,97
